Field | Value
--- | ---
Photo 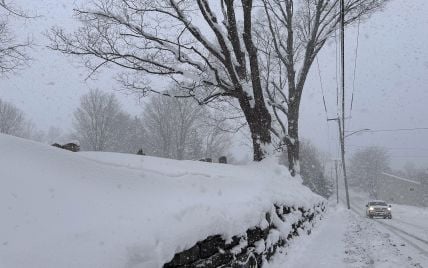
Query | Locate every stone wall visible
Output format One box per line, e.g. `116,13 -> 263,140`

164,202 -> 326,267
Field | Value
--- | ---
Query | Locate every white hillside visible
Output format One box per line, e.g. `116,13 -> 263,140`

0,134 -> 322,268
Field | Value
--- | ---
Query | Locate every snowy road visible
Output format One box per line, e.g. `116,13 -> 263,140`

349,191 -> 428,261
267,194 -> 428,267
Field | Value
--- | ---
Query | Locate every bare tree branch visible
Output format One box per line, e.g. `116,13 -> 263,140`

260,0 -> 388,175
49,0 -> 273,161
0,5 -> 32,76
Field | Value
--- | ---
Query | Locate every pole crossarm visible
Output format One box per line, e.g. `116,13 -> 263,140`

344,128 -> 371,138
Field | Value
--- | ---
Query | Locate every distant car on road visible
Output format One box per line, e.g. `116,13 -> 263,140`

366,200 -> 392,219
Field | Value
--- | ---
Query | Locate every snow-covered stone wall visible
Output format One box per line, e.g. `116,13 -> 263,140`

164,203 -> 326,267
0,134 -> 326,268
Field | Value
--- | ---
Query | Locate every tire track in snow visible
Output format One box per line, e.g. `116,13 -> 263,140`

375,223 -> 428,258
392,218 -> 428,232
346,199 -> 428,257
374,220 -> 428,248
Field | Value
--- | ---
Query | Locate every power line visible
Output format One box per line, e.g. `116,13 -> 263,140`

347,144 -> 428,151
347,151 -> 428,159
344,127 -> 428,134
367,127 -> 428,133
316,56 -> 329,119
345,145 -> 428,158
387,155 -> 428,159
333,10 -> 341,161
349,17 -> 361,119
334,24 -> 339,110
315,53 -> 334,162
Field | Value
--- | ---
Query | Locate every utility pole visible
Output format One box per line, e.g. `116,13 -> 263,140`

340,0 -> 351,209
335,160 -> 339,204
328,0 -> 351,209
327,117 -> 350,208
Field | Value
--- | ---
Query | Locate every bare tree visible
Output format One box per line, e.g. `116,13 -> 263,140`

260,0 -> 387,175
0,98 -> 45,141
198,117 -> 232,160
402,161 -> 420,179
0,98 -> 25,135
348,146 -> 390,198
20,121 -> 45,142
72,89 -> 123,151
281,139 -> 332,197
142,93 -> 231,160
109,114 -> 146,153
0,1 -> 32,76
299,140 -> 332,198
45,126 -> 64,144
49,0 -> 272,161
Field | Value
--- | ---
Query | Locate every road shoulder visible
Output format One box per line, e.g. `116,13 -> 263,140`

267,202 -> 426,267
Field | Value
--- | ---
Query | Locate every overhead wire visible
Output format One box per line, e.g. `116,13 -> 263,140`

349,17 -> 361,120
316,55 -> 334,163
347,144 -> 428,150
345,144 -> 428,159
334,24 -> 340,112
366,127 -> 428,133
316,56 -> 329,119
333,20 -> 341,160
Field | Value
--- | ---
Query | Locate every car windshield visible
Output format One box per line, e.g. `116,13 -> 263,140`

370,202 -> 388,206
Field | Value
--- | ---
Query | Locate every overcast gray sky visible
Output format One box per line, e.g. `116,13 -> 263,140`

299,0 -> 428,169
1,0 -> 428,169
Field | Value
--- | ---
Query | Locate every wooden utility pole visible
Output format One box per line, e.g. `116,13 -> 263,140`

335,160 -> 339,204
328,117 -> 350,208
340,0 -> 351,209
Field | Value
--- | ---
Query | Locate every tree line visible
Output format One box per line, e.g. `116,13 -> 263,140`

348,146 -> 427,199
0,89 -> 232,162
72,88 -> 232,160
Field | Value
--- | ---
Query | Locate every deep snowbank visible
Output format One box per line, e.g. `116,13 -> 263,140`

0,134 -> 323,267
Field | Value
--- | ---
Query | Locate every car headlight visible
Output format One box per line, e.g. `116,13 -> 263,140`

387,207 -> 391,211
369,207 -> 374,211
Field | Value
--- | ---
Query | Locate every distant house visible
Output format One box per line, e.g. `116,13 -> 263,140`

51,141 -> 80,152
62,143 -> 80,152
51,143 -> 62,149
377,172 -> 427,206
219,156 -> 227,164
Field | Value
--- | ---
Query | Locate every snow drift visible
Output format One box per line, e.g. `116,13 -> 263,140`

0,134 -> 323,267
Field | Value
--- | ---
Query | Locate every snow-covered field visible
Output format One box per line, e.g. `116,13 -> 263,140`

0,134 -> 322,268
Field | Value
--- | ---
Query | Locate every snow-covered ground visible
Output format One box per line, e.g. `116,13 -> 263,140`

349,190 -> 428,265
387,204 -> 428,243
4,133 -> 425,268
268,191 -> 428,267
0,134 -> 322,268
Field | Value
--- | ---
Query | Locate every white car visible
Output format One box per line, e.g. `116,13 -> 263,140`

366,200 -> 392,219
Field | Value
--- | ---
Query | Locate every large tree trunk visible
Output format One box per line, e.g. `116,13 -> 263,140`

250,107 -> 272,162
239,97 -> 272,161
286,103 -> 300,176
240,1 -> 272,162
